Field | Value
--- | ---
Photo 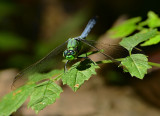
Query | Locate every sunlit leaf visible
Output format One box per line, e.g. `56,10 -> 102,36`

0,84 -> 35,116
28,81 -> 63,113
120,29 -> 157,52
138,11 -> 160,29
141,34 -> 160,46
108,17 -> 141,38
62,59 -> 99,92
147,11 -> 160,28
121,54 -> 152,79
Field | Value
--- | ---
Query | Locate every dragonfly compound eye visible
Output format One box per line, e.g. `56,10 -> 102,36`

69,50 -> 75,55
63,50 -> 75,60
63,50 -> 68,57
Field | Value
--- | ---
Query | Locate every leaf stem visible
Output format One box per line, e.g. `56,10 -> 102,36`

78,50 -> 103,57
148,62 -> 160,68
129,51 -> 132,56
96,58 -> 124,64
96,58 -> 160,68
52,74 -> 63,81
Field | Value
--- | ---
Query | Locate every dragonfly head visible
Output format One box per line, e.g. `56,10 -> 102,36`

63,49 -> 76,60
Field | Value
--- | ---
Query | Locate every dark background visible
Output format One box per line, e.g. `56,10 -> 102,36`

0,0 -> 160,70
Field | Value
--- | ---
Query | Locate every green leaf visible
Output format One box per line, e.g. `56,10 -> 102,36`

141,34 -> 160,46
138,11 -> 160,29
147,11 -> 160,28
28,81 -> 63,113
0,84 -> 35,116
120,29 -> 157,52
28,69 -> 63,83
62,59 -> 99,92
121,54 -> 152,79
108,17 -> 141,38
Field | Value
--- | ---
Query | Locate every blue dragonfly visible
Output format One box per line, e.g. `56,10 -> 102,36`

13,16 -> 118,87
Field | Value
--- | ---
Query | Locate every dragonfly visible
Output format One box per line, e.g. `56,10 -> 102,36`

13,16 -> 119,87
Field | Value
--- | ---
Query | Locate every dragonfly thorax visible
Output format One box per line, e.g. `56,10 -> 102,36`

63,49 -> 76,60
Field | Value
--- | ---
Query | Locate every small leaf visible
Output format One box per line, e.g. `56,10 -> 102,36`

141,34 -> 160,46
120,29 -> 157,52
147,11 -> 160,28
0,84 -> 35,116
121,54 -> 152,79
62,59 -> 99,92
108,17 -> 141,38
28,81 -> 63,113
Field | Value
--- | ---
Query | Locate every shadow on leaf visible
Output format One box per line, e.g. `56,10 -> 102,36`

76,59 -> 93,71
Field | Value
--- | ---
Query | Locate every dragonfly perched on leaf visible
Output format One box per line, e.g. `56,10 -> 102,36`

12,16 -> 120,88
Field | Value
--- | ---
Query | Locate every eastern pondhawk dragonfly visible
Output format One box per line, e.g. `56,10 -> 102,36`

13,17 -> 119,87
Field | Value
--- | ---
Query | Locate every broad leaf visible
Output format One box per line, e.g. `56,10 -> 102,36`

0,84 -> 35,116
120,29 -> 157,52
121,54 -> 152,79
141,34 -> 160,46
108,17 -> 141,38
28,81 -> 63,113
62,59 -> 99,92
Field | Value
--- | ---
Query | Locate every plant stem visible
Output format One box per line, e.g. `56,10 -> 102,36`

96,58 -> 124,64
148,62 -> 160,68
52,74 -> 62,81
96,58 -> 160,68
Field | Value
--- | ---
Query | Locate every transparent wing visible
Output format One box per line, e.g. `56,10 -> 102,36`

80,39 -> 143,54
12,41 -> 68,88
80,39 -> 122,65
80,39 -> 143,63
80,16 -> 97,39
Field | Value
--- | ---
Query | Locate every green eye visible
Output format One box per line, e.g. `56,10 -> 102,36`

66,55 -> 74,60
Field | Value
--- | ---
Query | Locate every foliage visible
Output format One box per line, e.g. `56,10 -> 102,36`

108,11 -> 160,46
1,11 -> 160,115
108,17 -> 141,38
62,59 -> 99,92
28,81 -> 63,113
121,54 -> 152,79
0,84 -> 35,116
119,29 -> 157,52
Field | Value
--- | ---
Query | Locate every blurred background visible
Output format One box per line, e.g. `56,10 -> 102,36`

1,0 -> 160,116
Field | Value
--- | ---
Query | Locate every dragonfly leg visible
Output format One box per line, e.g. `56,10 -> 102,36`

64,60 -> 69,72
